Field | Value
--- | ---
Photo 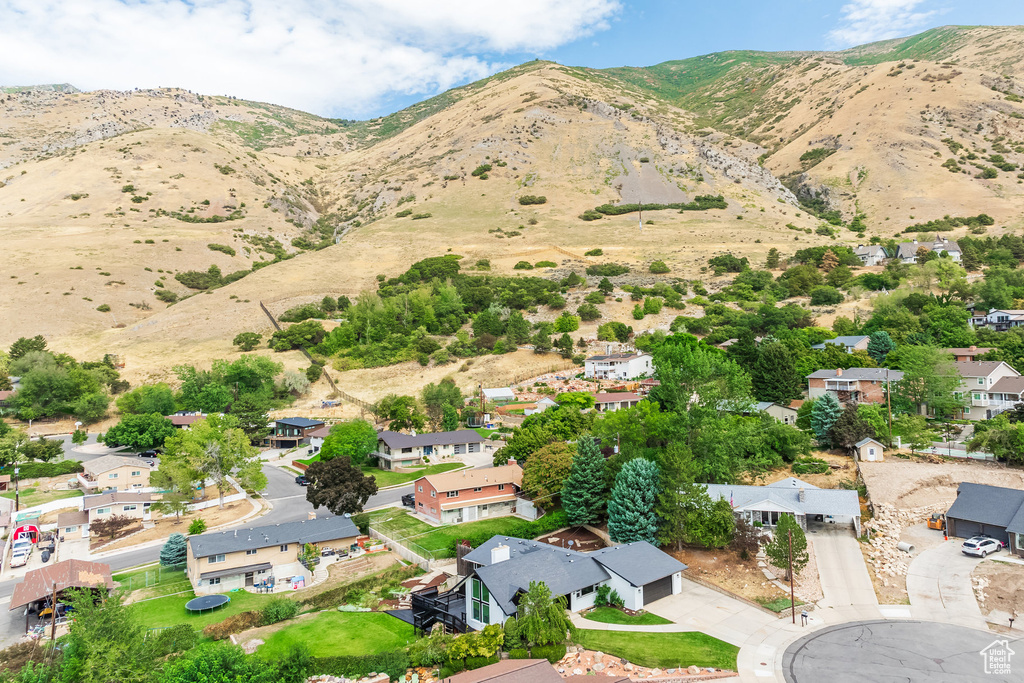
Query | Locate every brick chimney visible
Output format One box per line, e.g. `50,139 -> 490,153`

799,488 -> 806,503
969,345 -> 977,352
836,368 -> 843,377
507,459 -> 517,467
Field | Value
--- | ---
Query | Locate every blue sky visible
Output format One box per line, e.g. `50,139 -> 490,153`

1,0 -> 1023,118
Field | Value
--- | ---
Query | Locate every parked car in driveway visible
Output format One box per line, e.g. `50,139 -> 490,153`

140,450 -> 157,458
962,536 -> 1004,557
401,493 -> 415,507
295,475 -> 308,486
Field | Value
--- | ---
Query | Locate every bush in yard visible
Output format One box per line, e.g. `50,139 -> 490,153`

764,513 -> 809,581
530,644 -> 567,664
791,456 -> 829,475
151,623 -> 198,656
9,460 -> 83,478
260,598 -> 300,625
594,584 -> 611,607
508,648 -> 529,659
233,332 -> 262,352
90,514 -> 134,540
188,518 -> 207,535
513,261 -> 534,270
809,285 -> 843,306
518,195 -> 547,205
312,651 -> 410,681
160,533 -> 187,566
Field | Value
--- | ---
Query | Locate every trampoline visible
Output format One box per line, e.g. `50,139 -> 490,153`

185,594 -> 230,614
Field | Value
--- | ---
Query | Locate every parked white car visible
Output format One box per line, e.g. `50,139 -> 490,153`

961,536 -> 1004,557
10,547 -> 30,568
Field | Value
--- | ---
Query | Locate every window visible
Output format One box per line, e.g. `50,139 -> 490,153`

96,507 -> 110,515
498,484 -> 505,491
473,487 -> 483,493
418,502 -> 423,508
246,549 -> 258,556
208,577 -> 221,585
430,506 -> 436,513
65,527 -> 76,533
209,554 -> 226,564
279,544 -> 289,552
868,448 -> 876,456
131,470 -> 141,477
978,378 -> 985,385
430,490 -> 436,498
108,473 -> 118,479
123,504 -> 137,512
974,393 -> 982,401
579,584 -> 595,596
401,447 -> 413,453
446,491 -> 459,498
417,485 -> 423,492
472,578 -> 490,623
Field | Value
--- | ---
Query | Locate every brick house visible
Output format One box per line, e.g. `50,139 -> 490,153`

806,367 -> 904,405
266,417 -> 324,448
414,463 -> 522,524
77,455 -> 152,492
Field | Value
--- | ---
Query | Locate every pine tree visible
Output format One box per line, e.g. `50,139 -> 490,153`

752,341 -> 801,404
160,533 -> 187,567
655,444 -> 698,549
608,458 -> 659,543
561,436 -> 606,525
532,328 -> 552,353
811,393 -> 842,447
764,513 -> 809,581
556,333 -> 574,359
821,249 -> 839,272
866,331 -> 895,363
597,278 -> 614,295
441,404 -> 459,432
506,311 -> 531,345
765,247 -> 781,269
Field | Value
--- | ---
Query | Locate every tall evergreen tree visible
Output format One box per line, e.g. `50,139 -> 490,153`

810,393 -> 842,447
828,404 -> 875,455
561,435 -> 606,525
505,311 -> 531,345
532,328 -> 552,353
752,341 -> 801,405
866,331 -> 896,363
607,458 -> 660,544
160,533 -> 187,566
556,333 -> 574,359
441,404 -> 459,432
655,443 -> 699,550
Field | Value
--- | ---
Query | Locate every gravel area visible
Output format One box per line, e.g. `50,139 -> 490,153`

859,457 -> 1024,509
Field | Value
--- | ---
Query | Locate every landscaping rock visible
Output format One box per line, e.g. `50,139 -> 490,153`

593,663 -> 605,672
688,665 -> 701,674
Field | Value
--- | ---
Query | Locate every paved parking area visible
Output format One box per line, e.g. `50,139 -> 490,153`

906,539 -> 988,630
642,577 -> 779,646
807,528 -> 878,614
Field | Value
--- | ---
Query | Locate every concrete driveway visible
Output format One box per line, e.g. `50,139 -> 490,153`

807,528 -> 879,618
641,577 -> 779,646
906,538 -> 988,630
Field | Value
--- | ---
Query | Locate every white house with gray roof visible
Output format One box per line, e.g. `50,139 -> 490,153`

703,477 -> 862,536
854,244 -> 888,267
455,536 -> 686,629
375,430 -> 485,470
810,335 -> 870,354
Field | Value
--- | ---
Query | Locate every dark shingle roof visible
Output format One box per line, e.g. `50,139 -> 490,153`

810,335 -> 870,350
188,516 -> 358,558
446,660 -> 564,683
475,547 -> 610,615
275,417 -> 324,428
590,541 -> 687,587
378,430 -> 484,449
953,361 -> 1011,378
946,482 -> 1024,531
10,560 -> 113,610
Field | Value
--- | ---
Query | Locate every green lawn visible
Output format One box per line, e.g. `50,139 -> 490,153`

132,589 -> 284,630
583,607 -> 673,626
574,630 -> 739,670
368,462 -> 463,488
113,564 -> 191,597
1,488 -> 82,508
259,611 -> 415,659
369,509 -> 534,557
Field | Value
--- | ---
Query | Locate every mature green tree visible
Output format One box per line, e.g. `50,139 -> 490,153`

103,413 -> 176,450
676,487 -> 735,549
305,456 -> 378,515
71,428 -> 88,445
554,312 -> 580,333
0,430 -> 29,470
531,327 -> 552,353
151,490 -> 192,525
505,310 -> 532,345
174,365 -> 234,413
158,644 -> 279,683
229,393 -> 271,443
752,341 -> 802,405
159,533 -> 188,566
60,591 -> 154,683
597,277 -> 614,295
810,393 -> 842,447
232,332 -> 263,352
442,404 -> 459,432
648,336 -> 752,415
555,392 -> 595,411
375,394 -> 427,432
522,442 -> 574,511
764,514 -> 809,581
608,458 -> 660,544
320,419 -> 379,465
828,405 -> 876,456
561,436 -> 606,525
857,404 -> 889,446
866,331 -> 896,364
115,383 -> 176,416
161,414 -> 266,507
422,378 -> 463,431
8,335 -> 46,360
556,333 -> 574,359
22,436 -> 64,462
655,443 -> 700,549
888,345 -> 965,418
516,581 -> 571,647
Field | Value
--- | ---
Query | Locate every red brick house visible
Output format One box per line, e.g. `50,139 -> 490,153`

414,463 -> 523,524
806,367 -> 903,405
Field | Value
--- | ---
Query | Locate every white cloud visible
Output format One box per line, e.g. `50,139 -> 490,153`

826,0 -> 937,48
0,0 -> 620,116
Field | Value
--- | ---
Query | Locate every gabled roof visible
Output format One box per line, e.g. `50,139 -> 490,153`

944,347 -> 994,356
806,368 -> 904,381
953,360 -> 1015,379
82,455 -> 152,477
896,242 -> 922,258
10,559 -> 114,610
586,352 -> 650,362
591,392 -> 642,403
378,430 -> 484,449
855,437 -> 884,448
855,245 -> 887,256
990,376 -> 1024,395
188,515 -> 359,558
307,425 -> 331,439
83,491 -> 154,510
754,401 -> 797,413
589,541 -> 687,587
169,414 -> 203,426
56,510 -> 89,527
274,417 -> 324,428
423,464 -> 522,492
946,482 -> 1024,534
703,481 -> 860,518
446,659 -> 565,683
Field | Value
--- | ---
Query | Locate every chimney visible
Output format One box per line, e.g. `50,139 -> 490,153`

308,511 -> 317,521
491,544 -> 510,564
969,345 -> 977,352
507,459 -> 517,467
836,368 -> 843,377
799,488 -> 806,503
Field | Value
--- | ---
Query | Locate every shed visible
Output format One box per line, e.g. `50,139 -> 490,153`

855,437 -> 885,462
10,559 -> 114,611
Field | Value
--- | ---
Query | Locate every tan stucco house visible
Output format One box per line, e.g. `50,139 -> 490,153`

78,455 -> 152,492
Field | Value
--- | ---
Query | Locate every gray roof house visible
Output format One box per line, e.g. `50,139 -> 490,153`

375,430 -> 485,470
896,238 -> 962,264
444,535 -> 687,630
945,482 -> 1024,557
811,335 -> 871,353
188,515 -> 359,559
854,244 -> 888,267
704,477 -> 862,536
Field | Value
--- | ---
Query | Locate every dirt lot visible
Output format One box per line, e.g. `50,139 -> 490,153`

860,458 -> 1024,509
755,450 -> 858,489
972,559 -> 1024,622
537,527 -> 607,552
94,499 -> 258,553
668,546 -> 822,608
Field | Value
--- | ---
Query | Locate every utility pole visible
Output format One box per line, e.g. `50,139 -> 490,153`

49,581 -> 57,640
13,466 -> 19,513
788,529 -> 796,625
886,368 -> 893,448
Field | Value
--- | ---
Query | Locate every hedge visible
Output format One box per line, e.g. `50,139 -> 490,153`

312,651 -> 409,681
465,655 -> 500,670
445,510 -> 570,557
531,644 -> 567,663
508,648 -> 529,660
4,460 -> 84,479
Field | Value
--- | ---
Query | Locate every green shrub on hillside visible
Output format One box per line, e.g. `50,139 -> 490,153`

518,195 -> 547,205
207,243 -> 236,257
586,264 -> 629,276
649,260 -> 670,274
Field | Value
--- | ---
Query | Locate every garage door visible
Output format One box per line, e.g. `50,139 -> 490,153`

950,518 -> 981,540
642,576 -> 673,606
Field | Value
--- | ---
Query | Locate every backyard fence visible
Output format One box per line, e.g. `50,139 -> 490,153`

366,510 -> 455,570
118,562 -> 190,595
